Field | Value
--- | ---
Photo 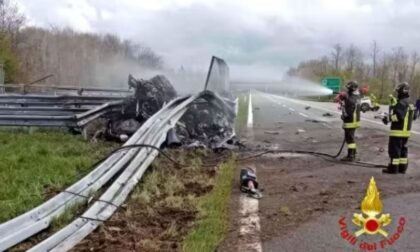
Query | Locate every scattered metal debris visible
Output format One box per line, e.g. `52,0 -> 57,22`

305,119 -> 321,123
374,112 -> 387,119
305,106 -> 311,110
306,136 -> 318,143
264,131 -> 279,135
322,112 -> 333,117
240,167 -> 263,199
296,128 -> 306,134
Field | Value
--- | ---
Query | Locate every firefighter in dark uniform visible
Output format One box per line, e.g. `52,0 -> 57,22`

382,82 -> 416,174
341,81 -> 361,162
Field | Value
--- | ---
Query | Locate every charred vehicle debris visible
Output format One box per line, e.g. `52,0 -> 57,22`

93,73 -> 237,150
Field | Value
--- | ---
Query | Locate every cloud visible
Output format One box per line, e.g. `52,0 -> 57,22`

15,0 -> 420,81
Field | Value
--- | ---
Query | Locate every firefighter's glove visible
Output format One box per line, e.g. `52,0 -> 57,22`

341,111 -> 348,121
382,116 -> 389,125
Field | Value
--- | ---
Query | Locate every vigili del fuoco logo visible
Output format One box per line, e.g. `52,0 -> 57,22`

338,177 -> 406,251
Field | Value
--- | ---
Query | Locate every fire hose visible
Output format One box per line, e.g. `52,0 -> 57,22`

237,136 -> 388,169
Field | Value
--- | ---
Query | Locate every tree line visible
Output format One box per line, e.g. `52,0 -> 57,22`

0,0 -> 162,87
287,42 -> 420,102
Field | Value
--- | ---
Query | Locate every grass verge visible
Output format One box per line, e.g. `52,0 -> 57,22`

182,156 -> 235,252
0,128 -> 115,223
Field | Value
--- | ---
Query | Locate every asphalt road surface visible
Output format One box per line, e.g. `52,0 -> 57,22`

222,91 -> 420,252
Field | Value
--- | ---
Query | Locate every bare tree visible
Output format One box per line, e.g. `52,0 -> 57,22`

0,0 -> 25,46
136,46 -> 163,69
378,54 -> 390,100
344,44 -> 363,74
409,52 -> 419,83
287,41 -> 420,102
331,44 -> 342,71
390,47 -> 409,82
371,40 -> 380,78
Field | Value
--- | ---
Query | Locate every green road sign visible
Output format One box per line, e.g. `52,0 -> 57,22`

322,77 -> 341,93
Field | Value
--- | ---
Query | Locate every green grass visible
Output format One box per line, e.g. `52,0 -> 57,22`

235,94 -> 249,136
50,201 -> 85,231
0,129 -> 115,223
182,157 -> 235,252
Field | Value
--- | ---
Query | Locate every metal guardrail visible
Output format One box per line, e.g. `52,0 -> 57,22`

0,91 -> 233,251
0,97 -> 184,251
0,91 -> 130,128
0,84 -> 132,97
30,91 -> 232,252
0,94 -> 125,108
31,101 -> 188,252
0,101 -> 123,127
0,107 -> 89,116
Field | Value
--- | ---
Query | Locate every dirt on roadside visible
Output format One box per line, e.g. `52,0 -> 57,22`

10,149 -> 231,252
219,125 -> 420,251
72,149 -> 224,252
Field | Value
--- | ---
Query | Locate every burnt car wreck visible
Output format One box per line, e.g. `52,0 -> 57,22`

96,73 -> 236,150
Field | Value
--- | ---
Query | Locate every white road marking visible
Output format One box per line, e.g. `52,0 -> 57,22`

239,193 -> 262,252
289,108 -> 295,112
261,93 -> 335,129
239,91 -> 261,251
299,112 -> 309,118
247,91 -> 253,128
262,92 -> 420,136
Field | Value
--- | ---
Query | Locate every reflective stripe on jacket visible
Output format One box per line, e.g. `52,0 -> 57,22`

389,98 -> 415,137
342,94 -> 361,129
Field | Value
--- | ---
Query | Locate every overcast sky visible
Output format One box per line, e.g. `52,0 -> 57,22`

15,0 -> 420,80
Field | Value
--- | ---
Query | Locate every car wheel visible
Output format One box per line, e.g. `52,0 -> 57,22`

361,103 -> 369,113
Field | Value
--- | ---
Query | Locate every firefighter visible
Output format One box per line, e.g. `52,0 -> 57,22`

382,82 -> 416,174
341,81 -> 361,162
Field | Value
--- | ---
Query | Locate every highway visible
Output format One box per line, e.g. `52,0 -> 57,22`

228,90 -> 420,252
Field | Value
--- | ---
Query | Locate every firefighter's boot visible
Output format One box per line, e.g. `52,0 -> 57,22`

341,149 -> 355,162
382,164 -> 398,174
399,163 -> 408,174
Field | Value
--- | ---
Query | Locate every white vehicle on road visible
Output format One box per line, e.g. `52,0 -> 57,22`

360,96 -> 379,113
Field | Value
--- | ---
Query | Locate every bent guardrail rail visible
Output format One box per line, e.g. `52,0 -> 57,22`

0,91 -> 234,251
0,101 -> 123,127
0,98 -> 183,251
29,91 -> 233,252
0,84 -> 132,97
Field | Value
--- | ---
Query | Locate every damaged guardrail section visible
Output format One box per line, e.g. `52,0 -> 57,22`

0,56 -> 235,251
0,90 -> 235,251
